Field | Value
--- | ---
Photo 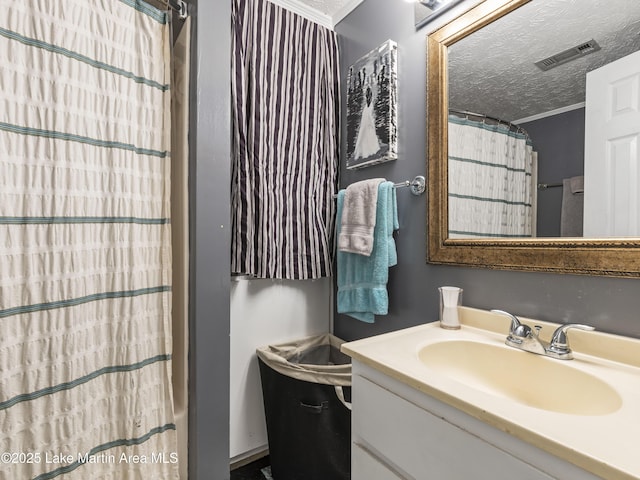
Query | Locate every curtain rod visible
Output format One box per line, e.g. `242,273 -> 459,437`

449,109 -> 530,138
334,176 -> 426,198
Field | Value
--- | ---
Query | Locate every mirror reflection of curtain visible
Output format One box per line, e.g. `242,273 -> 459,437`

448,116 -> 536,238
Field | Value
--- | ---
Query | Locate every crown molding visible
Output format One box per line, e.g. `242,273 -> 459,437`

513,102 -> 586,124
267,0 -> 363,29
268,0 -> 333,29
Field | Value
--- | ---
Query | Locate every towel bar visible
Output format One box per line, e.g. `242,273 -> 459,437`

538,183 -> 563,189
396,175 -> 426,196
335,175 -> 426,197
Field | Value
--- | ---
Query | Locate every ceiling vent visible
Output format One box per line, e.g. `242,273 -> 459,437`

534,39 -> 601,71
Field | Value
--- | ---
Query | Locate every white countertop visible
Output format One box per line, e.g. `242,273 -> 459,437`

341,307 -> 640,480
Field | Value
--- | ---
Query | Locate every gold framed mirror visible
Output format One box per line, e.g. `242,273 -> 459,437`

427,0 -> 640,277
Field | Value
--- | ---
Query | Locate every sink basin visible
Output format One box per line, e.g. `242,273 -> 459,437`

342,308 -> 640,479
418,340 -> 622,415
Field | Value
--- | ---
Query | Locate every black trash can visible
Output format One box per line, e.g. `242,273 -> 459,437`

256,334 -> 351,480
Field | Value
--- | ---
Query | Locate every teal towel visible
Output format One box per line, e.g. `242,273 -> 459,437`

336,181 -> 398,323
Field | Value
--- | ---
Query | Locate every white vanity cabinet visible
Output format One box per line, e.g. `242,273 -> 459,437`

351,361 -> 602,480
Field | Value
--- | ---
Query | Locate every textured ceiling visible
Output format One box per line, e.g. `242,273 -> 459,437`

448,0 -> 640,123
294,0 -> 353,16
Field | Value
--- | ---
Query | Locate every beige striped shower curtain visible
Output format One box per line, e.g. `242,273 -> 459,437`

0,1 -> 178,479
448,116 -> 535,238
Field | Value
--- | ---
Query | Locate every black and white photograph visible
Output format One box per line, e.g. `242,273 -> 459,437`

346,39 -> 398,170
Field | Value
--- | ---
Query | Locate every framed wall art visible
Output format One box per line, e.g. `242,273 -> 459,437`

346,39 -> 398,170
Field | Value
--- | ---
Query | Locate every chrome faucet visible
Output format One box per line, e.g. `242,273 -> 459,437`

491,309 -> 594,360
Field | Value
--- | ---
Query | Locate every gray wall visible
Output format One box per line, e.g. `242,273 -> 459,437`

189,0 -> 231,478
334,0 -> 640,342
522,108 -> 585,237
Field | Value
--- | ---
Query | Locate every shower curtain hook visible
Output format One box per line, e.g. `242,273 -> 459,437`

168,0 -> 188,19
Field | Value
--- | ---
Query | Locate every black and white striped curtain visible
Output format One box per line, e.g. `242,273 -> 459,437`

231,0 -> 340,279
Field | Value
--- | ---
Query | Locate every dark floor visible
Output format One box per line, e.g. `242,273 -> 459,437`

230,455 -> 272,480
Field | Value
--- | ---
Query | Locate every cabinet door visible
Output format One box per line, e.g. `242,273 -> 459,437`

353,444 -> 404,480
352,374 -> 554,480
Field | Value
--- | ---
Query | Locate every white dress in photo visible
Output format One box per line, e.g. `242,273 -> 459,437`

354,95 -> 380,159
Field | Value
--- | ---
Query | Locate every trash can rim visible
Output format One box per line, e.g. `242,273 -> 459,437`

256,333 -> 351,387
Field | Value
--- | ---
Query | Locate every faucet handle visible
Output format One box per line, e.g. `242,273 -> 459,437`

491,310 -> 532,345
547,323 -> 594,360
491,309 -> 521,334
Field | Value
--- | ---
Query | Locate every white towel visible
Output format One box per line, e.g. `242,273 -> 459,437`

338,178 -> 385,256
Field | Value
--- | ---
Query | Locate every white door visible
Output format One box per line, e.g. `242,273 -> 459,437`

583,50 -> 640,237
